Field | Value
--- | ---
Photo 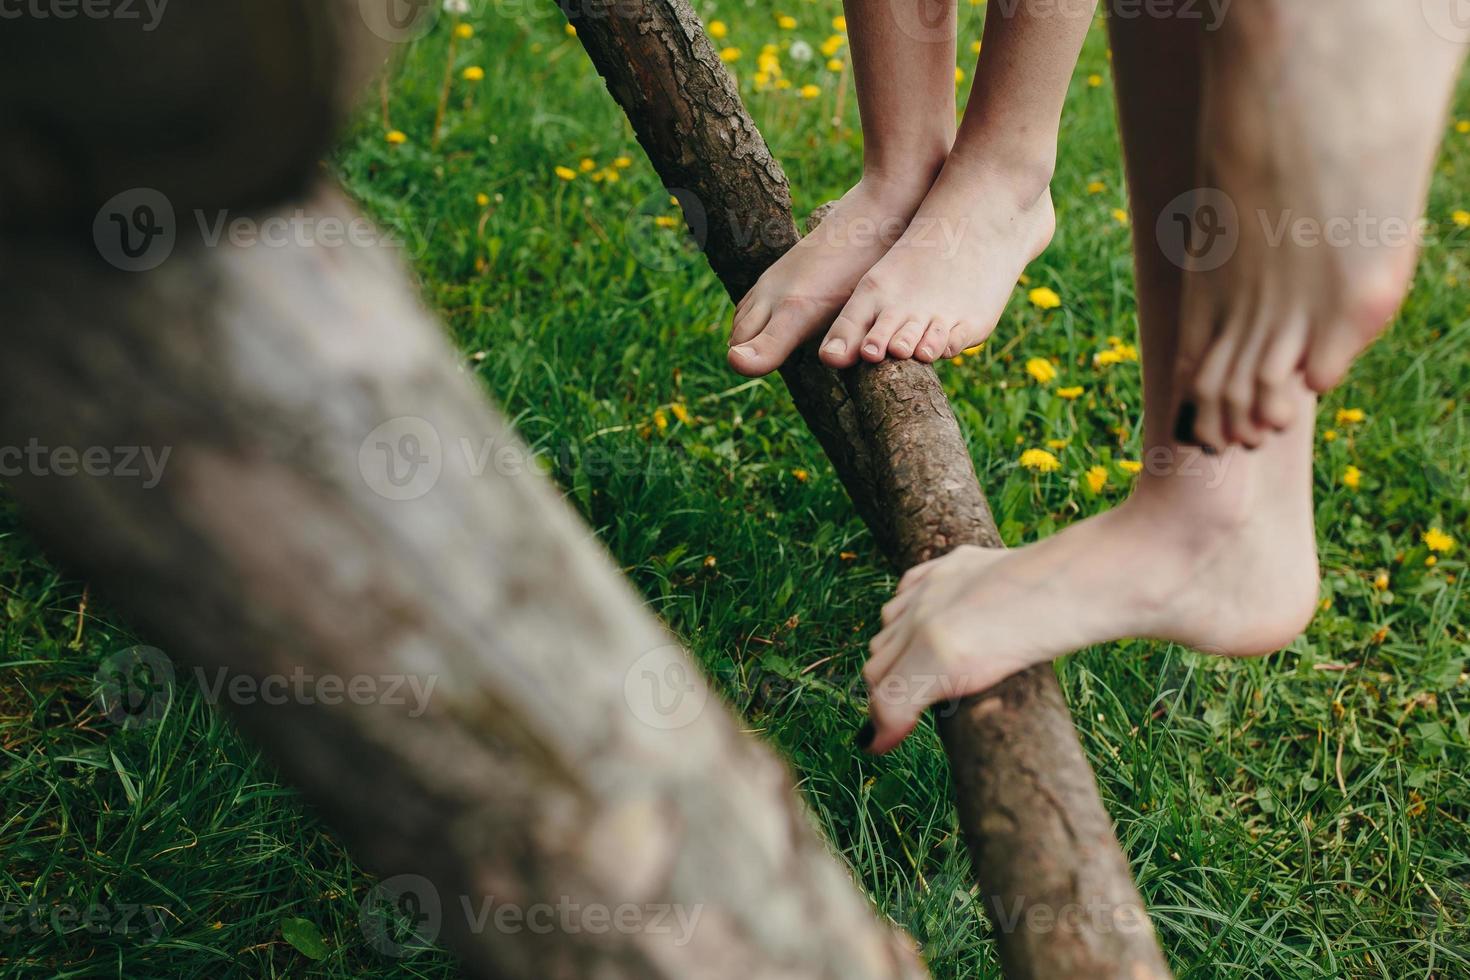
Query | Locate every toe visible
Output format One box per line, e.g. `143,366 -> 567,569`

819,315 -> 868,368
1187,323 -> 1239,451
888,320 -> 928,360
1223,323 -> 1270,448
727,298 -> 824,377
729,300 -> 770,348
1253,316 -> 1309,431
1302,322 -> 1369,394
860,313 -> 907,362
915,321 -> 953,362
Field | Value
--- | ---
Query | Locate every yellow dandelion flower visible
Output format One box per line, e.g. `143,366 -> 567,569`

1019,448 -> 1061,473
1374,570 -> 1390,592
776,78 -> 792,89
1025,357 -> 1057,384
833,14 -> 847,30
385,129 -> 408,145
1117,460 -> 1143,475
654,409 -> 669,432
792,468 -> 809,482
1423,528 -> 1457,553
800,83 -> 821,99
1085,465 -> 1108,494
827,57 -> 844,71
754,71 -> 772,88
820,34 -> 845,57
1323,429 -> 1338,442
670,402 -> 690,424
1335,407 -> 1365,425
613,156 -> 632,168
758,52 -> 781,74
1087,73 -> 1103,88
579,158 -> 596,172
1028,286 -> 1062,310
970,39 -> 982,54
955,66 -> 965,83
1342,465 -> 1361,489
950,355 -> 966,366
1087,180 -> 1105,195
564,23 -> 576,36
1111,208 -> 1129,226
1455,210 -> 1470,228
600,168 -> 621,183
1458,120 -> 1470,134
708,19 -> 728,38
777,13 -> 797,29
455,23 -> 474,39
1426,555 -> 1438,566
475,192 -> 490,207
653,215 -> 679,229
462,65 -> 485,81
1046,438 -> 1069,450
1057,386 -> 1084,400
554,165 -> 577,181
719,46 -> 741,62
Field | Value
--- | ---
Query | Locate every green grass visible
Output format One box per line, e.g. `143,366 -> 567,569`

3,3 -> 1470,976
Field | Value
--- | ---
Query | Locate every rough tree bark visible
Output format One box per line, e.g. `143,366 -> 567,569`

569,3 -> 1172,977
0,5 -> 931,979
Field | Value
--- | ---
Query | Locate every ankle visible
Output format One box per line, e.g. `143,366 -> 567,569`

858,141 -> 952,196
942,142 -> 1055,209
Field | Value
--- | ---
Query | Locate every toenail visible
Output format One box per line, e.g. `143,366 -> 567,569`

731,345 -> 753,359
918,346 -> 933,359
863,342 -> 880,356
823,338 -> 847,355
1173,402 -> 1199,445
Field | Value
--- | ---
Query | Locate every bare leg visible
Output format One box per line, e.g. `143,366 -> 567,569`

817,0 -> 1096,367
1176,1 -> 1468,449
727,0 -> 956,376
860,7 -> 1319,753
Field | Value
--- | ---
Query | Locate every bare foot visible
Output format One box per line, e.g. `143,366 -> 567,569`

817,152 -> 1055,368
860,434 -> 1319,753
1175,1 -> 1467,449
727,175 -> 935,377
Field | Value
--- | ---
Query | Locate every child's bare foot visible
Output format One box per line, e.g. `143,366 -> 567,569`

727,174 -> 936,377
1175,1 -> 1467,449
818,154 -> 1056,367
861,420 -> 1320,753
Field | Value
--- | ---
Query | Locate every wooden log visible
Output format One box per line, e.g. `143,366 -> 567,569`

570,4 -> 1172,976
0,186 -> 927,979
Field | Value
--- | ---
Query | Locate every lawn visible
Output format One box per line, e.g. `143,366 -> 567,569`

2,1 -> 1469,977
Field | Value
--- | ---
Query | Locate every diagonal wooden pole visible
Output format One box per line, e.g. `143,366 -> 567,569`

568,3 -> 1172,976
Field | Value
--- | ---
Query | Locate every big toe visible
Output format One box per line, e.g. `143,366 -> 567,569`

727,299 -> 829,376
